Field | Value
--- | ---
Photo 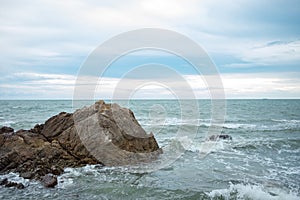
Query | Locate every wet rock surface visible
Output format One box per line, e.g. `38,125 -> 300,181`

0,100 -> 161,187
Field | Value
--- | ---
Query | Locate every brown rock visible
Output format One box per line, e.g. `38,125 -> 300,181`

72,101 -> 161,166
0,100 -> 161,185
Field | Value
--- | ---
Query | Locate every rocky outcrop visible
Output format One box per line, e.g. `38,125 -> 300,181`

0,100 -> 161,187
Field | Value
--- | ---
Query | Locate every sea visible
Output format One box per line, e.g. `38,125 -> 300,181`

0,99 -> 299,200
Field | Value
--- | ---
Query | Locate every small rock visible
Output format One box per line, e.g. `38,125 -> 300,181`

0,178 -> 8,185
41,174 -> 58,188
11,182 -> 24,189
16,183 -> 25,189
0,178 -> 25,189
208,134 -> 232,141
218,135 -> 232,140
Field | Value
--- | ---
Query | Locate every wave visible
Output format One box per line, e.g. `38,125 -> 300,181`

140,117 -> 249,129
140,117 -> 203,126
58,164 -> 104,189
222,123 -> 256,129
58,166 -> 300,200
271,119 -> 300,123
139,117 -> 300,131
0,172 -> 30,187
159,135 -> 300,163
232,137 -> 300,150
161,136 -> 228,155
207,183 -> 300,200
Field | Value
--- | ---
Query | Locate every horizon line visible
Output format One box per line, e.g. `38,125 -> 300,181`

0,98 -> 299,101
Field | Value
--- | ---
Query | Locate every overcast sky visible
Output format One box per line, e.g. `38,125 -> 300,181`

0,0 -> 299,99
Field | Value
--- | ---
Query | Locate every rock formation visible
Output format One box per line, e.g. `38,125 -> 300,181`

0,100 -> 161,187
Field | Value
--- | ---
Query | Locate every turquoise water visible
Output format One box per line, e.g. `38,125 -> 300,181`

0,99 -> 300,200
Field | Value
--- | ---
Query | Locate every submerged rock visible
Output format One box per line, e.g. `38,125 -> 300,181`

0,178 -> 25,189
207,134 -> 232,141
0,100 -> 161,187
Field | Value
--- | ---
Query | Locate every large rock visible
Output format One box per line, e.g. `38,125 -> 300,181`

0,100 -> 161,185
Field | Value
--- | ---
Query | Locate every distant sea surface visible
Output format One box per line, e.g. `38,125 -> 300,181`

0,99 -> 300,200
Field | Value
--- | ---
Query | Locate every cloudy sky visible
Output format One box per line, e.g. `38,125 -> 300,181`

0,0 -> 299,99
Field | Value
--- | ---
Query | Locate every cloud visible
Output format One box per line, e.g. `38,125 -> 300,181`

240,40 -> 300,65
0,72 -> 76,99
1,72 -> 299,99
221,73 -> 300,98
1,0 -> 299,66
0,0 -> 299,99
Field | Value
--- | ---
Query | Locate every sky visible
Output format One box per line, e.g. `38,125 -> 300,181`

0,0 -> 299,99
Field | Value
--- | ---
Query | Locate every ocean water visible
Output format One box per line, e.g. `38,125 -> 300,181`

0,99 -> 300,200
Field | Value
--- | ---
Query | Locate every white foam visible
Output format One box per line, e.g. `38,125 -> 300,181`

142,117 -> 300,131
57,164 -> 103,188
64,167 -> 80,176
163,136 -> 199,153
272,119 -> 300,123
57,177 -> 73,189
166,136 -> 227,155
268,119 -> 300,130
140,117 -> 205,126
223,123 -> 256,129
141,116 -> 262,130
0,172 -> 30,186
208,183 -> 300,200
